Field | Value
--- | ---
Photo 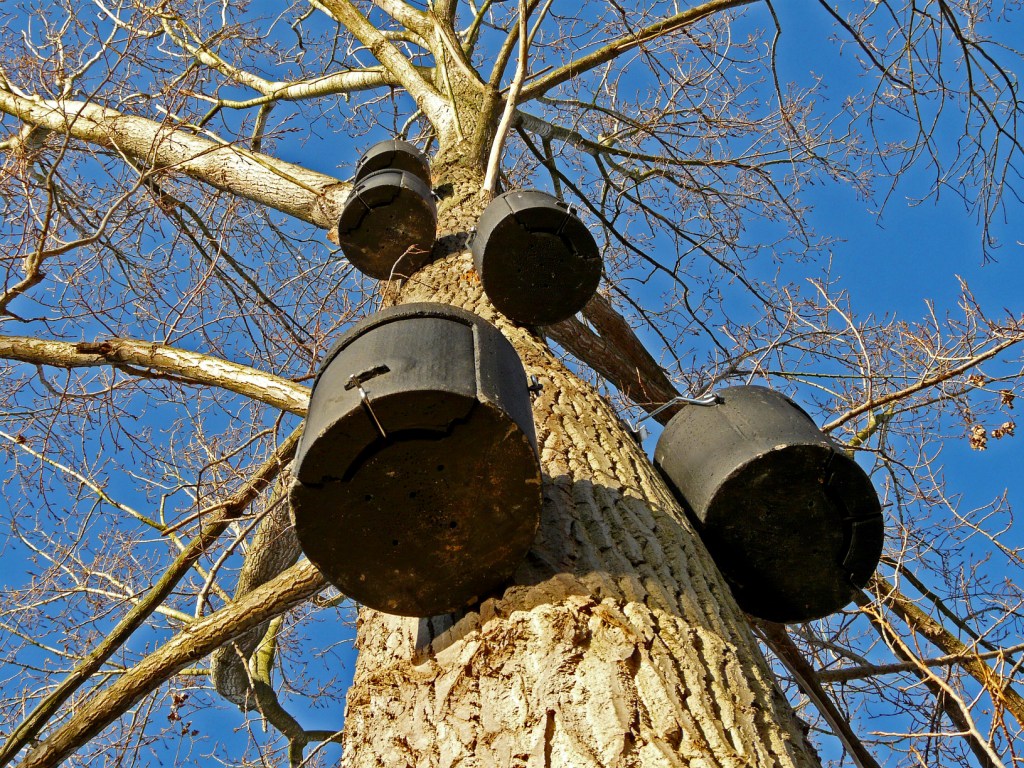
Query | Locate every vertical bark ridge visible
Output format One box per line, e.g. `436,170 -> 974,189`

341,213 -> 819,765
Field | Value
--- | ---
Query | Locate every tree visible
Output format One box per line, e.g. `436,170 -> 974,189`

0,0 -> 1022,766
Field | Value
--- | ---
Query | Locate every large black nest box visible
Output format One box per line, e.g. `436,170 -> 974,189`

354,139 -> 431,186
290,303 -> 543,616
654,386 -> 884,623
337,169 -> 437,280
472,190 -> 601,326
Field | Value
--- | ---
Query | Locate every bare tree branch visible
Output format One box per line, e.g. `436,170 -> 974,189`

0,336 -> 309,415
0,430 -> 302,766
756,620 -> 884,768
518,0 -> 760,101
0,88 -> 349,229
314,0 -> 448,122
17,560 -> 326,768
870,574 -> 1024,728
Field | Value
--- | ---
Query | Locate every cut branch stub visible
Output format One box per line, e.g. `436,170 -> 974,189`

337,169 -> 438,280
471,190 -> 602,325
654,385 -> 884,623
290,303 -> 542,617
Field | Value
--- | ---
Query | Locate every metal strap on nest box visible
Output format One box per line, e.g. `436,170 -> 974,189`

345,365 -> 390,438
629,393 -> 722,441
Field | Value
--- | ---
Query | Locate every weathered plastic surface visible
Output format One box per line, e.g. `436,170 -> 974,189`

291,303 -> 542,616
472,190 -> 601,325
653,385 -> 884,622
337,169 -> 437,280
354,139 -> 431,185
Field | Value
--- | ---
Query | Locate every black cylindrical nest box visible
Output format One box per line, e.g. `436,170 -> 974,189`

472,190 -> 601,326
653,386 -> 884,623
290,303 -> 543,617
337,169 -> 437,280
354,139 -> 431,186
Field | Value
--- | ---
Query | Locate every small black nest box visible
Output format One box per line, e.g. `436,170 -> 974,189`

653,386 -> 884,623
354,139 -> 431,186
472,190 -> 601,326
290,303 -> 543,617
337,169 -> 437,280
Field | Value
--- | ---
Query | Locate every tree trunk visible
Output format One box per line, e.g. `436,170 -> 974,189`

339,175 -> 821,767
